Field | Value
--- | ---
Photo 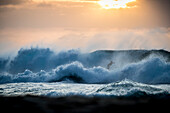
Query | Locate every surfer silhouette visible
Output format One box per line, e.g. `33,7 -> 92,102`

107,61 -> 113,70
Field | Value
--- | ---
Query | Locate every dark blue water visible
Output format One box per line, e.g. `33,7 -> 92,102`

0,48 -> 170,97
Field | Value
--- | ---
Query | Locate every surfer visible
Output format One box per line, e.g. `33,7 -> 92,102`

107,61 -> 113,70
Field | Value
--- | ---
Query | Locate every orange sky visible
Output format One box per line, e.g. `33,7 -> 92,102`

0,0 -> 170,55
0,0 -> 169,28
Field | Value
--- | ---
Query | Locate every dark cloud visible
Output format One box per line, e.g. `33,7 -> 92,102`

146,0 -> 170,27
0,0 -> 30,6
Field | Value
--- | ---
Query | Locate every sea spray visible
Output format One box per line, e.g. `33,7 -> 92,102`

0,57 -> 170,84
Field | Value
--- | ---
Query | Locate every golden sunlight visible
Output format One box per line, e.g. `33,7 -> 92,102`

98,0 -> 136,9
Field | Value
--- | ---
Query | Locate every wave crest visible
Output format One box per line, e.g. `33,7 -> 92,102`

96,79 -> 169,97
0,56 -> 170,84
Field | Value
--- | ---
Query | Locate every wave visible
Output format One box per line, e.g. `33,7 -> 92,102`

1,79 -> 169,97
96,79 -> 169,97
0,56 -> 170,84
0,48 -> 169,74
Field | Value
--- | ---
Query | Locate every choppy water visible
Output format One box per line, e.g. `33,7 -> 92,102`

0,79 -> 170,97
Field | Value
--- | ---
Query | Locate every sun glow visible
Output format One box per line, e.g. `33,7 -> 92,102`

98,0 -> 136,9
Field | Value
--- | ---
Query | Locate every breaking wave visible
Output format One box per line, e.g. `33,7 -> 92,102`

96,79 -> 169,97
0,48 -> 170,84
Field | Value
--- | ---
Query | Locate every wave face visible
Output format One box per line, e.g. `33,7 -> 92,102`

0,48 -> 170,84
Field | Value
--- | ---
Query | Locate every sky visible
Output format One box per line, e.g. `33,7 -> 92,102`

0,0 -> 170,56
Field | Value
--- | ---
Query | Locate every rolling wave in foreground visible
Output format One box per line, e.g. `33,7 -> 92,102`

0,79 -> 170,97
0,48 -> 170,97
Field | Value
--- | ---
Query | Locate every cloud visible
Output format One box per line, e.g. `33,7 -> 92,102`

0,0 -> 96,6
0,0 -> 30,6
0,0 -> 169,29
0,27 -> 169,57
0,0 -> 169,55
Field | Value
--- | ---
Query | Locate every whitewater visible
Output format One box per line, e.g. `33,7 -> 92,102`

0,48 -> 170,97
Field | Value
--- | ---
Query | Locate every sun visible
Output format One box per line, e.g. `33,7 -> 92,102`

98,0 -> 136,9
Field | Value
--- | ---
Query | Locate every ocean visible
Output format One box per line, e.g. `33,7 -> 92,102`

1,80 -> 170,97
0,48 -> 170,98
